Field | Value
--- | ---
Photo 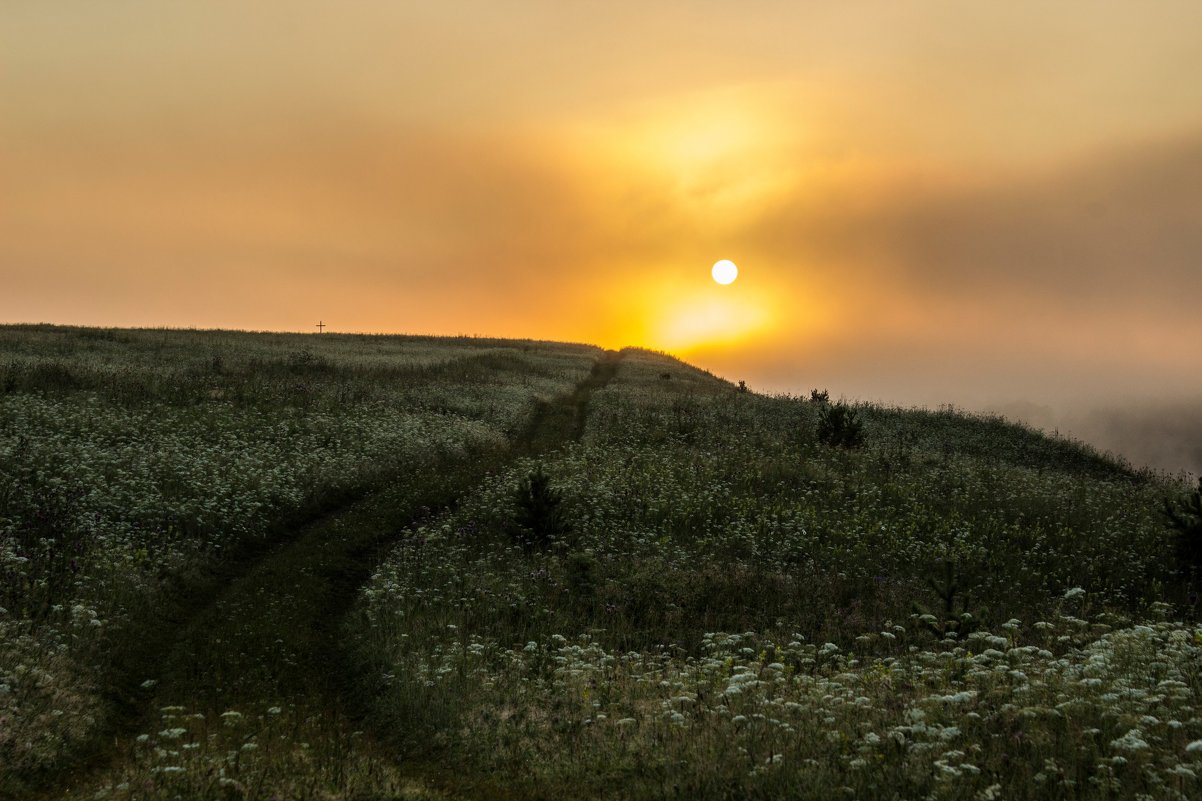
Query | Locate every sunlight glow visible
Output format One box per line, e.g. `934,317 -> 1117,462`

650,289 -> 774,353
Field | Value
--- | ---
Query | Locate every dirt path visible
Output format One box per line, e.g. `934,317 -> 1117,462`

517,349 -> 621,454
41,350 -> 622,800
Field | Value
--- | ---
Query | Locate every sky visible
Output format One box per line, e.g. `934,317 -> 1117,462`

3,2 -> 1201,471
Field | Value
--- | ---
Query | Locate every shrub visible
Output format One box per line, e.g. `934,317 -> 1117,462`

810,388 -> 829,404
911,560 -> 983,638
1164,477 -> 1202,573
509,464 -> 571,552
817,401 -> 864,448
564,550 -> 597,599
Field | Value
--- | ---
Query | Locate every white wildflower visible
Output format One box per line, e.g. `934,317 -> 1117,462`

1110,729 -> 1149,752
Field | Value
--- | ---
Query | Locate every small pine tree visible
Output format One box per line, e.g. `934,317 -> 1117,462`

1164,477 -> 1202,573
817,401 -> 864,448
510,465 -> 571,552
810,388 -> 830,404
912,560 -> 983,638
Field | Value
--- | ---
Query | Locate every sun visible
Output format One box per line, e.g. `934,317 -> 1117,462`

711,259 -> 738,285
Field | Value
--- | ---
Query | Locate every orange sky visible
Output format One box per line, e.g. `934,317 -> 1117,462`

4,1 -> 1202,419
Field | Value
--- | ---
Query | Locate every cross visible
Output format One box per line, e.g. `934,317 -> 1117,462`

316,320 -> 326,333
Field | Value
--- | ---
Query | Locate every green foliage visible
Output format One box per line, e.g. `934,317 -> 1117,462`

0,325 -> 599,795
353,350 -> 1188,799
1164,476 -> 1202,572
509,464 -> 572,552
911,559 -> 983,638
809,387 -> 829,404
816,400 -> 864,448
3,329 -> 1194,800
0,463 -> 87,621
0,360 -> 83,394
564,550 -> 597,599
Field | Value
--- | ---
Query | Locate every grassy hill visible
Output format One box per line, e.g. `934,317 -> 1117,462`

1,325 -> 1198,800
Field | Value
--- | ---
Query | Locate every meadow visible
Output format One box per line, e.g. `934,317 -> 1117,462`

1,326 -> 1198,800
0,325 -> 597,797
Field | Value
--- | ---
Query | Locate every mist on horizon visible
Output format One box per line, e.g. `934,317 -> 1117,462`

3,2 -> 1200,475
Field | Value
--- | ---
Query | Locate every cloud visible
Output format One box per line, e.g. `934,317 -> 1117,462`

729,133 -> 1202,402
759,133 -> 1202,314
0,120 -> 607,322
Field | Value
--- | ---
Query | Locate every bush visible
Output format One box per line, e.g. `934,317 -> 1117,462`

1164,477 -> 1202,573
509,465 -> 571,552
816,401 -> 864,448
564,550 -> 597,599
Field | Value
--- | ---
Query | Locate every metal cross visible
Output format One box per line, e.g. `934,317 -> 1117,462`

316,320 -> 326,333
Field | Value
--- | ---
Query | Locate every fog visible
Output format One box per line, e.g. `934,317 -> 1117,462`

988,399 -> 1202,478
3,2 -> 1200,479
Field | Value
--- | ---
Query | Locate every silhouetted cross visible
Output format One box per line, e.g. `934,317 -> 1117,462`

316,320 -> 326,333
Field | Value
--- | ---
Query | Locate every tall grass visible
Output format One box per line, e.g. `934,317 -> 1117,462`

350,348 -> 1197,799
0,325 -> 596,795
4,329 -> 1195,799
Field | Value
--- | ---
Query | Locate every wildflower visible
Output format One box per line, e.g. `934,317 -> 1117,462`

1110,729 -> 1149,752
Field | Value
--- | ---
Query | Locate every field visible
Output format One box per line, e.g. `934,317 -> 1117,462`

1,325 -> 1199,800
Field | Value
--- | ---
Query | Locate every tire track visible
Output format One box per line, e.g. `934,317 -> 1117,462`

40,349 -> 622,800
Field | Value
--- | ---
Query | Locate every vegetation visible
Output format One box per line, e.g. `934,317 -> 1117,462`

508,465 -> 573,553
817,399 -> 866,448
1164,478 -> 1202,573
1,325 -> 1198,800
0,325 -> 596,797
352,353 -> 1198,800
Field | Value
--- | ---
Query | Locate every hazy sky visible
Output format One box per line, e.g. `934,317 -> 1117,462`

4,2 -> 1201,446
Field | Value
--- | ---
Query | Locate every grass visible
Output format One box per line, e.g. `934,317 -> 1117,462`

1,325 -> 1198,800
0,325 -> 597,798
350,351 -> 1198,800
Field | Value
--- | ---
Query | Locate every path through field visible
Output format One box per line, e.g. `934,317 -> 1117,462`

44,350 -> 623,800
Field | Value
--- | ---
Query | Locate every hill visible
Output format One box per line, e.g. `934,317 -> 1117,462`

1,325 -> 1198,800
